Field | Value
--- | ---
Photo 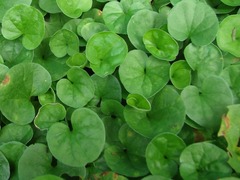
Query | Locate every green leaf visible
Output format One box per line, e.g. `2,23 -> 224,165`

39,0 -> 61,13
18,143 -> 85,180
217,14 -> 240,57
218,105 -> 240,173
168,0 -> 219,46
0,141 -> 26,180
127,9 -> 166,51
0,36 -> 33,67
170,60 -> 192,89
221,0 -> 240,6
124,86 -> 185,138
38,88 -> 56,105
146,133 -> 186,178
0,123 -> 33,144
179,142 -> 232,179
34,103 -> 66,130
0,151 -> 10,180
0,63 -> 51,124
143,29 -> 179,61
104,145 -> 149,177
0,0 -> 32,22
1,4 -> 45,50
126,94 -> 151,111
49,29 -> 79,58
33,175 -> 63,180
56,67 -> 95,108
66,53 -> 87,68
86,31 -> 128,77
142,175 -> 171,180
184,43 -> 223,87
181,76 -> 233,131
119,50 -> 170,98
81,22 -> 108,41
47,108 -> 105,167
102,0 -> 152,34
56,0 -> 92,18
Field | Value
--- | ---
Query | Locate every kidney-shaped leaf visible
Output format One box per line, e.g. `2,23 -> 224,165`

47,108 -> 105,167
119,50 -> 170,98
86,31 -> 128,77
127,9 -> 166,51
34,103 -> 66,130
104,145 -> 149,177
180,142 -> 232,179
1,4 -> 45,50
0,63 -> 51,125
124,86 -> 185,138
168,0 -> 219,46
56,67 -> 95,108
102,0 -> 152,34
56,0 -> 92,18
143,29 -> 179,61
217,14 -> 240,57
181,76 -> 233,131
49,29 -> 79,58
146,133 -> 186,178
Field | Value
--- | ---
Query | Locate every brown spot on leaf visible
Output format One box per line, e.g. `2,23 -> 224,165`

223,115 -> 230,130
1,75 -> 10,85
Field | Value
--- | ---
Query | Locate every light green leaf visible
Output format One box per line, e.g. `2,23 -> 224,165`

1,4 -> 45,50
47,108 -> 105,167
39,0 -> 61,13
126,94 -> 151,111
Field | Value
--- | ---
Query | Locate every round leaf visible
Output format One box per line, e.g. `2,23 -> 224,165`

143,29 -> 179,61
180,142 -> 232,179
146,133 -> 186,178
56,0 -> 92,18
66,53 -> 87,68
126,94 -> 151,111
127,9 -> 166,51
184,43 -> 223,87
34,103 -> 66,130
104,145 -> 149,177
124,86 -> 185,138
119,50 -> 170,98
217,14 -> 240,57
47,108 -> 105,167
49,29 -> 79,58
102,0 -> 152,34
0,63 -> 51,124
56,67 -> 95,108
168,0 -> 219,46
0,151 -> 10,180
181,76 -> 233,131
39,0 -> 61,13
86,31 -> 128,77
0,123 -> 33,144
170,60 -> 192,89
81,22 -> 108,41
1,4 -> 45,50
0,0 -> 32,22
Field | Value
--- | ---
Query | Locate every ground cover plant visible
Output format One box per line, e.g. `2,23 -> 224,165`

0,0 -> 240,179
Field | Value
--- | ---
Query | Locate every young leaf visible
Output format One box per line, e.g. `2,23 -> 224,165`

181,76 -> 233,131
47,108 -> 105,167
49,29 -> 79,58
146,133 -> 186,178
1,4 -> 45,50
126,94 -> 151,111
56,67 -> 95,108
170,60 -> 192,90
0,63 -> 51,124
119,50 -> 170,98
217,14 -> 240,57
86,31 -> 128,77
34,103 -> 66,130
81,22 -> 108,41
56,0 -> 92,18
168,0 -> 219,46
143,29 -> 179,61
127,9 -> 166,51
66,53 -> 87,68
124,86 -> 185,138
180,142 -> 232,179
